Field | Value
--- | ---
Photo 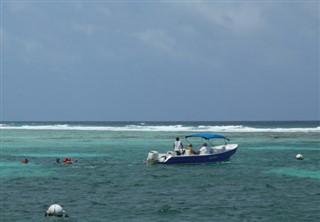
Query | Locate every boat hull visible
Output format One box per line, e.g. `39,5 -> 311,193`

157,146 -> 238,164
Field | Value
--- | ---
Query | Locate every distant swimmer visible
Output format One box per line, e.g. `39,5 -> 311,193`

21,158 -> 29,164
63,158 -> 72,164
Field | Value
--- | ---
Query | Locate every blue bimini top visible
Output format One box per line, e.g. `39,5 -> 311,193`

185,134 -> 230,141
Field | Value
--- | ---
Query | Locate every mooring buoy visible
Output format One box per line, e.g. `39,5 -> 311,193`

45,204 -> 69,217
295,154 -> 303,160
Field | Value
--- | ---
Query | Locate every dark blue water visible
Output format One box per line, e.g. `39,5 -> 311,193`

1,121 -> 319,221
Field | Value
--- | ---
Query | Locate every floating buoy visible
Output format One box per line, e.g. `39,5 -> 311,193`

45,204 -> 68,217
295,154 -> 303,160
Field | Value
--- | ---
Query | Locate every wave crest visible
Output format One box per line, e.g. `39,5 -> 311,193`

0,123 -> 319,132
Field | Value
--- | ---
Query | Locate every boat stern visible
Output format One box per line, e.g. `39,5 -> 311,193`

147,151 -> 159,165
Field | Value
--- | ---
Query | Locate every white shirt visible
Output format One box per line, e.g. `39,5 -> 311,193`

199,146 -> 210,154
174,141 -> 182,151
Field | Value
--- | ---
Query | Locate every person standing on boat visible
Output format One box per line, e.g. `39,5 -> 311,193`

173,137 -> 183,155
199,143 -> 210,154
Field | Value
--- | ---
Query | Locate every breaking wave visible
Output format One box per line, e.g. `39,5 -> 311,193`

0,123 -> 319,132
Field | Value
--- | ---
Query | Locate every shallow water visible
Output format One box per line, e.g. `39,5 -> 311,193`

0,121 -> 319,222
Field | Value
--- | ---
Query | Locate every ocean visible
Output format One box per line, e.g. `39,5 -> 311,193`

0,121 -> 319,222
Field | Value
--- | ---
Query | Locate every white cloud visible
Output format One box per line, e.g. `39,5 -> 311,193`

7,2 -> 32,12
97,6 -> 112,17
133,29 -> 176,54
72,22 -> 103,36
192,2 -> 267,33
2,26 -> 42,53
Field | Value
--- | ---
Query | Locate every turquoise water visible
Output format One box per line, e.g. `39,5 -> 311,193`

0,121 -> 319,222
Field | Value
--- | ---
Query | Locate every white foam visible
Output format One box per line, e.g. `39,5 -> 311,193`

0,124 -> 319,132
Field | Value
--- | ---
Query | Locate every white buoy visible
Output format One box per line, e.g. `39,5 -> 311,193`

295,154 -> 303,160
45,204 -> 68,217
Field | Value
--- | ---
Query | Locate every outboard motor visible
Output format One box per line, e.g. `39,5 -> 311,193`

45,204 -> 69,217
147,151 -> 159,165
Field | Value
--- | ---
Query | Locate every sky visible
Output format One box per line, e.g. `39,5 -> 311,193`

1,0 -> 319,121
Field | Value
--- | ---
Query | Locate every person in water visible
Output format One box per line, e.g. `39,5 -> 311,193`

173,137 -> 183,155
64,158 -> 72,164
62,157 -> 78,164
21,158 -> 29,164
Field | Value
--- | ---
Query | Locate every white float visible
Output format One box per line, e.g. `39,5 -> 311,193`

295,154 -> 303,160
45,204 -> 68,217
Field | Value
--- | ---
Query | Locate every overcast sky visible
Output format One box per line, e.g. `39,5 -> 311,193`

1,1 -> 319,121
